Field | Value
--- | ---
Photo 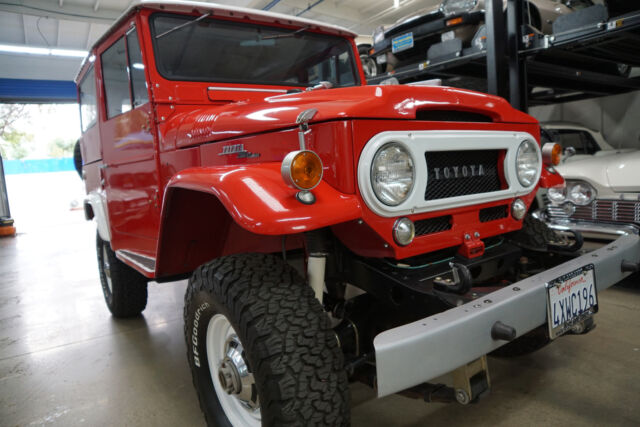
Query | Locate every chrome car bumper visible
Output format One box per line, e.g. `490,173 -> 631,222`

373,231 -> 640,397
547,219 -> 639,240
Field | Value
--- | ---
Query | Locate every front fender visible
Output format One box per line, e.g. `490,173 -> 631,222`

538,166 -> 564,188
164,163 -> 362,235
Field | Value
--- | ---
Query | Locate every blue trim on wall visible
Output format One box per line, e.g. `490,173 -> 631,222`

0,78 -> 77,103
4,158 -> 75,175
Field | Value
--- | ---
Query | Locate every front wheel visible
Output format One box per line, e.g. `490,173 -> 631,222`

96,233 -> 148,317
184,254 -> 349,426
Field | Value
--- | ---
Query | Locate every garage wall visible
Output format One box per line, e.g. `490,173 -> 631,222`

530,90 -> 640,150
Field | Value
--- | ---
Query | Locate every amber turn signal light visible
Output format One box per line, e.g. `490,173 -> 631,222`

446,17 -> 463,26
542,142 -> 562,166
281,150 -> 323,190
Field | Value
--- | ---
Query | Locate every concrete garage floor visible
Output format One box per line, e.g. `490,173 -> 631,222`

1,179 -> 640,426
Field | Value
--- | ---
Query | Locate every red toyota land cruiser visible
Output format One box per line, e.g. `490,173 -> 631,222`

75,1 -> 640,425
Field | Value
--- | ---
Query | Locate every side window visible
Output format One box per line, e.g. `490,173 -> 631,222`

337,51 -> 355,86
79,67 -> 97,132
126,29 -> 149,107
579,131 -> 599,154
556,130 -> 585,154
102,37 -> 132,119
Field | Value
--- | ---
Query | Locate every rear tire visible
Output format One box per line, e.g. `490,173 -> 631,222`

184,253 -> 349,426
96,233 -> 148,318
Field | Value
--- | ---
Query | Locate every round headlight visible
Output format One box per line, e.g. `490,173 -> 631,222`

516,139 -> 540,187
371,143 -> 415,206
547,186 -> 566,204
567,181 -> 596,206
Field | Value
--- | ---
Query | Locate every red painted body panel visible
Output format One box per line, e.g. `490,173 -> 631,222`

165,85 -> 535,150
75,5 -> 547,278
165,163 -> 361,235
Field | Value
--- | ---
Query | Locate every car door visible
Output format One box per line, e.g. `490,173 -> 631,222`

98,27 -> 159,255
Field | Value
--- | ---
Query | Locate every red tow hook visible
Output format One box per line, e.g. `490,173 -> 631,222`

458,232 -> 485,259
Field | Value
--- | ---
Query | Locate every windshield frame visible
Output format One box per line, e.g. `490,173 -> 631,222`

148,12 -> 361,88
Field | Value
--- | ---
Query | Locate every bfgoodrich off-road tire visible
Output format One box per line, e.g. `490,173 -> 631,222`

184,253 -> 349,427
96,233 -> 148,318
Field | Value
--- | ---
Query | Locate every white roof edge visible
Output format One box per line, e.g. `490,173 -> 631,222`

76,0 -> 357,81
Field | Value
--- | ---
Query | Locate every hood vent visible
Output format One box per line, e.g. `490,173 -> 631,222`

416,110 -> 492,123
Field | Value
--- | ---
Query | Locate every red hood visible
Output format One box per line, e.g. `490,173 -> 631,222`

169,85 -> 536,148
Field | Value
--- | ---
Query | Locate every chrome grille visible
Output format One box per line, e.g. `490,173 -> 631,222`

547,199 -> 640,225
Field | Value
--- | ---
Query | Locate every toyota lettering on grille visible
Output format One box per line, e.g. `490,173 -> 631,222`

432,164 -> 486,180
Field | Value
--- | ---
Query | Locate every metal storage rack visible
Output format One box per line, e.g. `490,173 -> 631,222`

367,0 -> 640,112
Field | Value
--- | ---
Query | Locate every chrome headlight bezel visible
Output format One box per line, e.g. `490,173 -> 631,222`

566,180 -> 597,206
547,180 -> 597,206
547,185 -> 567,204
370,142 -> 415,206
515,139 -> 541,188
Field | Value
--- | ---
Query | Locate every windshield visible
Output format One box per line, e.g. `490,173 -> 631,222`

150,14 -> 359,88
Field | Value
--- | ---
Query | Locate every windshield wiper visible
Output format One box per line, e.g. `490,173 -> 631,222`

156,12 -> 211,39
261,26 -> 310,40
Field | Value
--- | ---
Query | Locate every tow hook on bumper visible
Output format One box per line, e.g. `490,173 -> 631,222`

373,232 -> 640,397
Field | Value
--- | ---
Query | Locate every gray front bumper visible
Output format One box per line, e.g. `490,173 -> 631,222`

373,232 -> 640,397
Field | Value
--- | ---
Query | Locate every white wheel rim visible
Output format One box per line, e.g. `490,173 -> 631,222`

206,314 -> 261,427
102,245 -> 112,294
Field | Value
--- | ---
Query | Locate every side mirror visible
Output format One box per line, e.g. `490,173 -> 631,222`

563,146 -> 576,161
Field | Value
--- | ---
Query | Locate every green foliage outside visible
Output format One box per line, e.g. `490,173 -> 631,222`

48,138 -> 76,158
0,104 -> 33,160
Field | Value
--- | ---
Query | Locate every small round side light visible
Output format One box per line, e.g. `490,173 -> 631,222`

511,198 -> 527,220
393,217 -> 415,246
281,150 -> 323,190
542,142 -> 562,166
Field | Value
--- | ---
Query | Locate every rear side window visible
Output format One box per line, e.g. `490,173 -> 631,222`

126,29 -> 149,107
79,66 -> 97,132
552,129 -> 600,155
102,37 -> 132,119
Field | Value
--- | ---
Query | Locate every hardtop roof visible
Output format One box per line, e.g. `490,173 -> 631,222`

76,1 -> 357,82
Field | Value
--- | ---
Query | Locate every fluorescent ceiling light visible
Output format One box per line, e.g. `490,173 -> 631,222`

0,44 -> 87,58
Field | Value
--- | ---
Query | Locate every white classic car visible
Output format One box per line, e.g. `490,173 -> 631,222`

541,122 -> 634,162
540,148 -> 640,240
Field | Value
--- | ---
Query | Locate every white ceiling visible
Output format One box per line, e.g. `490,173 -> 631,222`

0,0 -> 440,82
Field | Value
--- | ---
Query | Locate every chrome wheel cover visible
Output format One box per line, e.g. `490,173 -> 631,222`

206,314 -> 260,426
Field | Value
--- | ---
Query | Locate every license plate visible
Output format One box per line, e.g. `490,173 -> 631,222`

546,264 -> 598,339
441,30 -> 455,42
392,32 -> 414,53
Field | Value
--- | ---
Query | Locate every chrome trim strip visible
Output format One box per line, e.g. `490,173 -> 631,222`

207,86 -> 288,93
116,249 -> 156,274
547,219 -> 639,238
374,232 -> 640,396
357,130 -> 541,217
